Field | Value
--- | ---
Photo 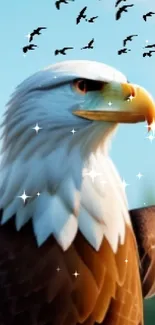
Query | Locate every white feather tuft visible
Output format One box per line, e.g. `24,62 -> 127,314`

78,206 -> 105,251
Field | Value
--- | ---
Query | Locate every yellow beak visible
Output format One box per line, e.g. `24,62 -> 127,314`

73,82 -> 155,132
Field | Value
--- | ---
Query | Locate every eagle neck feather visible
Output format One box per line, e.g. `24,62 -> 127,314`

0,118 -> 131,253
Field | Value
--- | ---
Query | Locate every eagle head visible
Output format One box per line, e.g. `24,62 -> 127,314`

0,60 -> 155,252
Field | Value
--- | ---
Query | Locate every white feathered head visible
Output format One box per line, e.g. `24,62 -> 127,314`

0,60 -> 155,251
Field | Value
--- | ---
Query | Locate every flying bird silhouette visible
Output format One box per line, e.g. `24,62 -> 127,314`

76,6 -> 87,24
143,50 -> 155,57
115,0 -> 128,7
123,34 -> 138,47
118,47 -> 131,55
87,16 -> 98,23
116,4 -> 134,20
22,44 -> 37,53
144,44 -> 155,49
143,11 -> 155,21
54,47 -> 74,55
55,0 -> 68,10
29,27 -> 47,42
81,38 -> 94,50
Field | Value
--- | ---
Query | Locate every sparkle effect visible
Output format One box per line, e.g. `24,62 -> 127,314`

127,94 -> 134,102
125,259 -> 128,263
37,192 -> 41,197
73,271 -> 80,278
83,168 -> 103,182
108,101 -> 112,106
136,172 -> 143,180
146,134 -> 155,142
25,33 -> 30,40
56,267 -> 61,272
122,179 -> 129,190
17,191 -> 31,204
71,128 -> 76,135
32,123 -> 42,134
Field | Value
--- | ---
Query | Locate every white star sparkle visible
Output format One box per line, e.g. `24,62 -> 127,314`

73,271 -> 80,278
136,172 -> 143,179
56,267 -> 61,272
122,179 -> 129,189
108,101 -> 112,106
37,192 -> 41,197
146,134 -> 155,142
25,33 -> 31,40
125,259 -> 128,263
71,129 -> 76,135
145,119 -> 155,135
127,94 -> 134,101
83,168 -> 102,182
32,123 -> 42,134
17,191 -> 31,204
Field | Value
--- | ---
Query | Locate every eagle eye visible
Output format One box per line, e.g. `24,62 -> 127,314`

73,79 -> 104,94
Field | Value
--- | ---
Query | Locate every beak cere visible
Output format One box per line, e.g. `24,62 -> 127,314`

73,81 -> 155,131
121,83 -> 136,99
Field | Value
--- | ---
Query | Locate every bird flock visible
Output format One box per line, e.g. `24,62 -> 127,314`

22,0 -> 155,58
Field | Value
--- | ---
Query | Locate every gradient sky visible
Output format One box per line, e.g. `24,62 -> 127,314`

1,0 -> 155,210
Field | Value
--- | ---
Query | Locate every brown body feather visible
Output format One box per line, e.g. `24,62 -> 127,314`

0,211 -> 144,325
130,206 -> 155,299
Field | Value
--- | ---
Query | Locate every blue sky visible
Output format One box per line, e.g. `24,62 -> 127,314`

1,0 -> 155,209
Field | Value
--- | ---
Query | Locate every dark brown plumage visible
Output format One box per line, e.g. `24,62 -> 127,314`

1,204 -> 155,324
130,206 -> 155,298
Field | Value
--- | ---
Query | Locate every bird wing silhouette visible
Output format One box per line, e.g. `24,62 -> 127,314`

55,1 -> 60,9
37,27 -> 47,31
80,6 -> 87,16
63,47 -> 74,50
88,39 -> 94,46
115,0 -> 122,7
123,39 -> 127,47
116,7 -> 123,20
29,34 -> 34,42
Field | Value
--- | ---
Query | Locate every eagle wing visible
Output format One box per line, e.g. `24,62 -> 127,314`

0,215 -> 143,325
130,206 -> 155,298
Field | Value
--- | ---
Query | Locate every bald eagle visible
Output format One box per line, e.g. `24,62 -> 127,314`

0,60 -> 154,325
